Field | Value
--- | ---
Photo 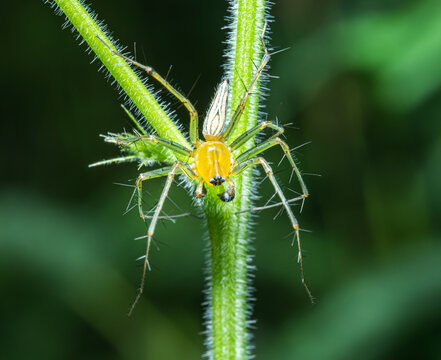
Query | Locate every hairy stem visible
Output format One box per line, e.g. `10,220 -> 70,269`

203,1 -> 266,359
51,0 -> 190,153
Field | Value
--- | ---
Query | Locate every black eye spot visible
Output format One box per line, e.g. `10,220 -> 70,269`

210,175 -> 225,186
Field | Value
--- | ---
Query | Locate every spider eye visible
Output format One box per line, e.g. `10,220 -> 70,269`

210,175 -> 225,186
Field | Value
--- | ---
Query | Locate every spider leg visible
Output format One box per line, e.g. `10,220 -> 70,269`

235,137 -> 309,198
222,26 -> 271,142
235,195 -> 305,214
118,134 -> 193,158
89,155 -> 138,168
121,105 -> 147,135
129,161 -> 198,316
228,121 -> 284,151
141,212 -> 204,220
97,36 -> 199,146
232,157 -> 314,304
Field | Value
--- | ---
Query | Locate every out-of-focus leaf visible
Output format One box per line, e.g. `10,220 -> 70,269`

275,0 -> 441,111
0,191 -> 201,360
262,242 -> 441,360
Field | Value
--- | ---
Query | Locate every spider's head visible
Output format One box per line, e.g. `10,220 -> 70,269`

209,174 -> 225,186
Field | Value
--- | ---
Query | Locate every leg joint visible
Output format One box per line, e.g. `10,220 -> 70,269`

257,157 -> 266,166
257,157 -> 273,175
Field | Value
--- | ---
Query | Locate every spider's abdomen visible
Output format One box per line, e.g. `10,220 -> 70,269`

194,141 -> 231,186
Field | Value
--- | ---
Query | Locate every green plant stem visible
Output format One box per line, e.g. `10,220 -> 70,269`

52,0 -> 190,154
203,1 -> 266,359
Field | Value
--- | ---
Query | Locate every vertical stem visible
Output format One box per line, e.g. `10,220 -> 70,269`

204,1 -> 266,359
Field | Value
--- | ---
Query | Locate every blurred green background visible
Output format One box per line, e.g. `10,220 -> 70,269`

1,0 -> 440,359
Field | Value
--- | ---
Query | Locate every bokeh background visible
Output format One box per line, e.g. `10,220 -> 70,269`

1,0 -> 440,359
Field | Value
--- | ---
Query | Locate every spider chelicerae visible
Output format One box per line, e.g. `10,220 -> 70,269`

92,30 -> 312,314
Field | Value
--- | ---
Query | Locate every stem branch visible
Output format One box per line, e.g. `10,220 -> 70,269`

53,0 -> 190,151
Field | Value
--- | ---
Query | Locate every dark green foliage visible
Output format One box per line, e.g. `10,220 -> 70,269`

1,0 -> 440,359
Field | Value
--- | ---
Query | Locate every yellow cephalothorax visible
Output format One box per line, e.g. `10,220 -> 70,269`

194,141 -> 231,186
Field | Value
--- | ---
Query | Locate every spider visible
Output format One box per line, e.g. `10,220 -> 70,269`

93,31 -> 311,315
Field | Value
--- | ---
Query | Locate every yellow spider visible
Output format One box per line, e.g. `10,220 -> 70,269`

93,32 -> 311,314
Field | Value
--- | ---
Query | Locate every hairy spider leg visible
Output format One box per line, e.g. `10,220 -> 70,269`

115,133 -> 196,316
228,121 -> 284,151
117,134 -> 194,158
97,36 -> 199,146
231,157 -> 314,304
235,195 -> 305,214
121,104 -> 148,135
235,137 -> 309,198
89,155 -> 138,168
141,212 -> 204,220
129,161 -> 198,316
222,26 -> 271,142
